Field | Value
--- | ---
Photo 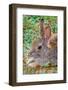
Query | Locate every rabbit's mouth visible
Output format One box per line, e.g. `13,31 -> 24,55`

27,57 -> 35,64
27,57 -> 39,67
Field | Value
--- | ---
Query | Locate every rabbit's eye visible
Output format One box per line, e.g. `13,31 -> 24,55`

38,45 -> 42,50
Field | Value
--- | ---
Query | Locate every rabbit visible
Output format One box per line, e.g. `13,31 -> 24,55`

28,19 -> 57,68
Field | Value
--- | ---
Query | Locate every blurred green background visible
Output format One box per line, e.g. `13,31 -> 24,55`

23,15 -> 57,74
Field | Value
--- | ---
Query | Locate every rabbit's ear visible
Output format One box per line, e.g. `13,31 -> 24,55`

39,19 -> 51,40
39,19 -> 45,38
43,24 -> 51,40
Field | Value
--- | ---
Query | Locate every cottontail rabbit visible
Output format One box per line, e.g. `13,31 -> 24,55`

28,19 -> 57,67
